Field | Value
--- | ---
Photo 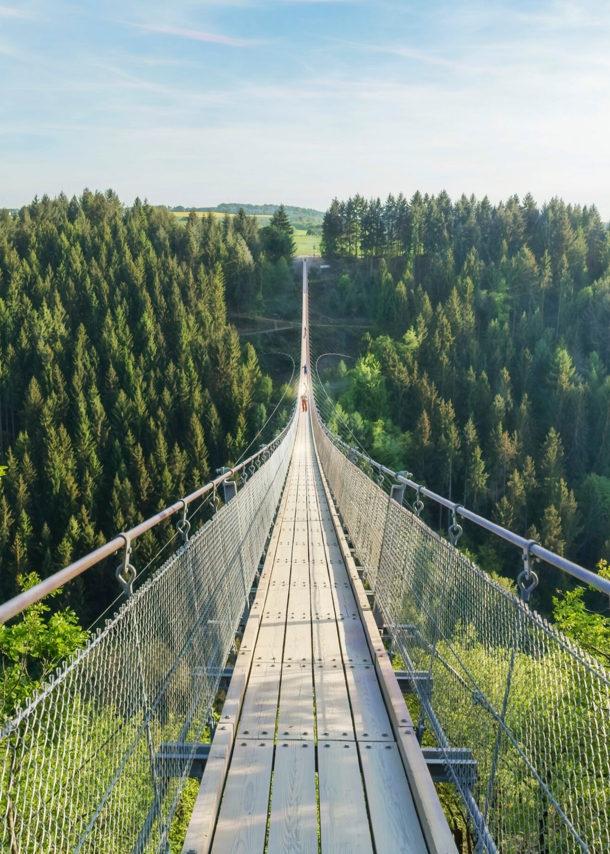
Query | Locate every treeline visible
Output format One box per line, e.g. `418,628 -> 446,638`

0,191 -> 294,617
317,191 -> 610,603
171,202 -> 323,225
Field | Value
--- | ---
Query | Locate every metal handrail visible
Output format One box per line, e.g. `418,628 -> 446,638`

0,411 -> 296,625
314,409 -> 610,599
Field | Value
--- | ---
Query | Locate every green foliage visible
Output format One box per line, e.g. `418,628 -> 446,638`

0,572 -> 88,722
553,559 -> 610,664
0,191 -> 275,621
260,204 -> 296,263
317,191 -> 610,605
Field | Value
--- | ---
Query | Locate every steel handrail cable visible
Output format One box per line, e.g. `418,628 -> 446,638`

315,417 -> 610,597
0,406 -> 298,624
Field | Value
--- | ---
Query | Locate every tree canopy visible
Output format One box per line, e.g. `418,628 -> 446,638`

0,191 -> 280,622
316,190 -> 610,615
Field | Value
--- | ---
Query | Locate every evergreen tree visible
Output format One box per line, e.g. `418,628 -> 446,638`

0,191 -> 278,622
316,188 -> 610,600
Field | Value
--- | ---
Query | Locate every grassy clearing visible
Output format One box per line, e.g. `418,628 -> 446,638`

171,211 -> 272,224
169,214 -> 320,256
293,229 -> 320,256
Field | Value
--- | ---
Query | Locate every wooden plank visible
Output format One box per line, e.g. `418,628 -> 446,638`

395,728 -> 459,854
210,740 -> 273,854
314,455 -> 458,854
289,572 -> 311,595
237,662 -> 281,739
337,616 -> 373,665
318,740 -> 374,854
283,613 -> 313,663
358,742 -> 427,854
312,618 -> 343,663
311,583 -> 335,619
313,663 -> 354,741
254,618 -> 286,662
277,662 -> 314,740
181,724 -> 234,854
375,654 -> 416,729
344,664 -> 393,741
267,742 -> 317,854
238,612 -> 260,655
263,585 -> 289,615
331,580 -> 359,620
218,670 -> 246,728
271,554 -> 293,577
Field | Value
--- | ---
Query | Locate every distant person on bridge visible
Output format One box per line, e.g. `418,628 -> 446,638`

301,393 -> 308,412
303,364 -> 307,375
303,327 -> 307,337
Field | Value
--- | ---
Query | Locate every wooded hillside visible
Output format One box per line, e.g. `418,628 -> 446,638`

317,192 -> 610,612
0,192 -> 287,617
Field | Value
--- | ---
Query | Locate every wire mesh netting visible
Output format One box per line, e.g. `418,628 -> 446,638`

312,411 -> 610,854
0,414 -> 297,854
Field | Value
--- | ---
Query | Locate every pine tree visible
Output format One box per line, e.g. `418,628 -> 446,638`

270,204 -> 293,237
542,504 -> 565,555
468,446 -> 488,509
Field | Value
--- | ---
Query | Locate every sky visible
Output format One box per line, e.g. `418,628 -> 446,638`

0,0 -> 609,215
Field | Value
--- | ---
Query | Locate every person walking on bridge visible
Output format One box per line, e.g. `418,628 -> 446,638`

301,393 -> 308,412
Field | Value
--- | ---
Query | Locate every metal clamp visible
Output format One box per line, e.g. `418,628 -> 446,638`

211,487 -> 221,514
175,499 -> 191,544
517,540 -> 539,603
116,533 -> 137,597
449,503 -> 463,546
413,486 -> 425,517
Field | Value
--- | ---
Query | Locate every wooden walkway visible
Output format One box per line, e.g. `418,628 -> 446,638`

182,261 -> 456,854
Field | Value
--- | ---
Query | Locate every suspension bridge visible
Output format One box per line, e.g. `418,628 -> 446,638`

1,261 -> 609,853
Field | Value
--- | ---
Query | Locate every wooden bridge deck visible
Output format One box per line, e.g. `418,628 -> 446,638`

182,261 -> 456,854
183,411 -> 430,854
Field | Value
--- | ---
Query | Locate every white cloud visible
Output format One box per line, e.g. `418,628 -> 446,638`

139,24 -> 263,47
0,5 -> 32,17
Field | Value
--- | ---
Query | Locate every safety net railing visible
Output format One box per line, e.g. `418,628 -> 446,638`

312,410 -> 610,854
0,410 -> 297,854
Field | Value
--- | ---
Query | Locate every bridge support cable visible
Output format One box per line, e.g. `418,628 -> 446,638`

310,394 -> 610,852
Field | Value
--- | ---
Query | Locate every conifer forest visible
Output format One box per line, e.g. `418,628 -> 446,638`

0,193 -> 297,632
316,192 -> 610,624
3,188 -> 610,715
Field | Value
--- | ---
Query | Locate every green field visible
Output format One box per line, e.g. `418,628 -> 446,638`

169,214 -> 320,256
293,229 -> 320,256
171,211 -> 272,224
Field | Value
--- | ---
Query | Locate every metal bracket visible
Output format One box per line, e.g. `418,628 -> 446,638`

223,481 -> 237,503
449,503 -> 463,546
517,540 -> 539,603
211,486 -> 221,514
390,483 -> 406,505
155,743 -> 211,779
175,499 -> 191,544
421,748 -> 478,785
192,666 -> 233,691
394,670 -> 434,697
216,467 -> 237,503
413,486 -> 424,517
115,533 -> 136,597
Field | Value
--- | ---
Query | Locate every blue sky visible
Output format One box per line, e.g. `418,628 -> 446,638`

1,0 -> 609,214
